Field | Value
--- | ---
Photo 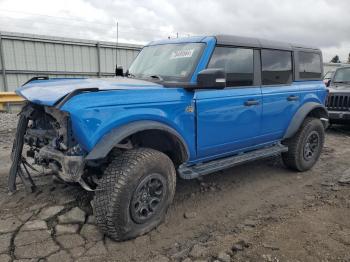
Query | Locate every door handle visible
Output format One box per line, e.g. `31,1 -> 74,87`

244,100 -> 260,106
287,95 -> 299,101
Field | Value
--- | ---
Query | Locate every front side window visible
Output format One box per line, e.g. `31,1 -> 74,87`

208,47 -> 254,87
261,49 -> 292,85
333,67 -> 350,84
128,43 -> 205,82
299,52 -> 322,79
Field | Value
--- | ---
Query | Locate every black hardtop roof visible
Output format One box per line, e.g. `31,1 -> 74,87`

215,34 -> 321,52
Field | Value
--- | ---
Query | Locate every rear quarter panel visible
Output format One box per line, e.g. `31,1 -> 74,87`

298,80 -> 327,106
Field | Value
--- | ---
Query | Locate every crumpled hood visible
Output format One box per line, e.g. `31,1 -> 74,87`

17,77 -> 164,106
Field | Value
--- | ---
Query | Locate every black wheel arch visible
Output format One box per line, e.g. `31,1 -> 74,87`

85,120 -> 189,165
283,102 -> 328,139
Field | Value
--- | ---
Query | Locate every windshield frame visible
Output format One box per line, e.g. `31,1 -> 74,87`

128,42 -> 206,83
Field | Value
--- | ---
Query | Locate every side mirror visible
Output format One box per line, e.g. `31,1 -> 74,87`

197,68 -> 226,89
325,79 -> 331,87
115,65 -> 124,76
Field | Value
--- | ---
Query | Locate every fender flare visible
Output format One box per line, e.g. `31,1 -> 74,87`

85,120 -> 189,161
283,102 -> 328,139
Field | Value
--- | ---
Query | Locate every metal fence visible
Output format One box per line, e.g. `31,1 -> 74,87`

0,31 -> 142,92
1,31 -> 347,92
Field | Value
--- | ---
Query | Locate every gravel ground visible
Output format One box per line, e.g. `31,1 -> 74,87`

0,114 -> 18,157
0,113 -> 18,132
0,113 -> 350,262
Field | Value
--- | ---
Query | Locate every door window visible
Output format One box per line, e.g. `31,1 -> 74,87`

208,47 -> 254,87
261,49 -> 292,85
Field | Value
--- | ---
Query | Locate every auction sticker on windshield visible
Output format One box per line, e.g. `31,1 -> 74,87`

170,49 -> 194,59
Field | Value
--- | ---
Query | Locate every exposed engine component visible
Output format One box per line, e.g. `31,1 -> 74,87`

23,105 -> 71,152
36,146 -> 84,182
9,103 -> 88,193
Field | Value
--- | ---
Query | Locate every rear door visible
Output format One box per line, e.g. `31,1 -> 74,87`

195,46 -> 262,160
260,49 -> 300,141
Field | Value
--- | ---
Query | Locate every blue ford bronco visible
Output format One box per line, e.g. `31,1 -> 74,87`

9,35 -> 328,240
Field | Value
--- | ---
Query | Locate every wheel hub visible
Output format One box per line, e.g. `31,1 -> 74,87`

130,173 -> 166,224
303,131 -> 320,161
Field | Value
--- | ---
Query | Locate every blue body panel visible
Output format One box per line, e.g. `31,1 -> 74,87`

16,78 -> 163,106
61,88 -> 196,159
298,80 -> 327,106
260,83 -> 301,142
195,87 -> 262,159
15,35 -> 328,165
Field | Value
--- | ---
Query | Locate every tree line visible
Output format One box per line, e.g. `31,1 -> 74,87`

330,53 -> 350,63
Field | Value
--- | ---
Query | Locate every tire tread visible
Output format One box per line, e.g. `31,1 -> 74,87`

282,117 -> 324,172
93,148 -> 176,241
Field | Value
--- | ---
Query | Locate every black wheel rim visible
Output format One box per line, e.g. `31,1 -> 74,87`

303,131 -> 320,161
130,173 -> 166,224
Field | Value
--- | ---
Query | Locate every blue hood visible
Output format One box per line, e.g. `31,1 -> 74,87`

17,77 -> 163,106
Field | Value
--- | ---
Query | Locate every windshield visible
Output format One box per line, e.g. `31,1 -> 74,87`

128,43 -> 205,82
333,67 -> 350,83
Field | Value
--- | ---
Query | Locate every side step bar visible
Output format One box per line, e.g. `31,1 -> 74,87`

178,143 -> 288,179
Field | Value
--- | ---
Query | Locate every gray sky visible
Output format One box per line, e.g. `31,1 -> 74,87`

0,0 -> 349,62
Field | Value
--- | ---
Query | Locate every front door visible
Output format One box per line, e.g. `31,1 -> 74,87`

195,46 -> 262,160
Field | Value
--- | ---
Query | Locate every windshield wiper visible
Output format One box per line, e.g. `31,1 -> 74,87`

149,75 -> 164,81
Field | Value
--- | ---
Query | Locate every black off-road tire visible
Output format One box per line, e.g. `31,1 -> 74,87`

93,148 -> 176,241
282,117 -> 325,172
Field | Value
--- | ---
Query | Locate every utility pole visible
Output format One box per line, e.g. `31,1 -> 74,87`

115,20 -> 123,76
116,21 -> 119,65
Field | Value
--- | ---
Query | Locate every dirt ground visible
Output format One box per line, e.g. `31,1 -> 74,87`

0,119 -> 350,262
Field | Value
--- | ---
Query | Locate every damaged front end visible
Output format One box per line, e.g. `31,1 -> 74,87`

8,103 -> 88,193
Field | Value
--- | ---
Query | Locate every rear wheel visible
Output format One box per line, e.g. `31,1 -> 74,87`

93,148 -> 176,241
282,117 -> 325,171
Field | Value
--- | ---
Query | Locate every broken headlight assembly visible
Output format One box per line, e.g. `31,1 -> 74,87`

8,103 -> 88,193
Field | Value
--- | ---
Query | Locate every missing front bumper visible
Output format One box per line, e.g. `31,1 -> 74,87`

8,103 -> 91,193
37,146 -> 84,183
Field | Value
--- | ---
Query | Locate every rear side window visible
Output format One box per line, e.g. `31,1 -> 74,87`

208,47 -> 254,87
299,52 -> 322,79
261,50 -> 292,85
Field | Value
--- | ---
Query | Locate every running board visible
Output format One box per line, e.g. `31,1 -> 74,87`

178,143 -> 288,179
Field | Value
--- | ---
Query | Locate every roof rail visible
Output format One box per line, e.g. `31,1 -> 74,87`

22,76 -> 49,86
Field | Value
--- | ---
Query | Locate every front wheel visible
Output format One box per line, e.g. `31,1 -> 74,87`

282,117 -> 325,172
93,148 -> 176,241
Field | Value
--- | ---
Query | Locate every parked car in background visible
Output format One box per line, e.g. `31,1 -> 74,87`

323,70 -> 334,85
10,35 -> 328,241
326,66 -> 350,124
